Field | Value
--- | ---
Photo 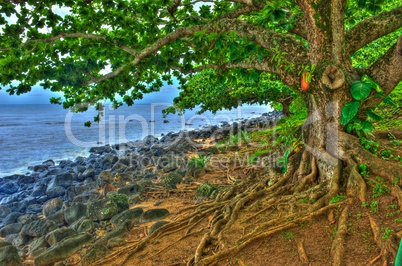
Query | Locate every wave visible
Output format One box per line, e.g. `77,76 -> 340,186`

0,123 -> 24,127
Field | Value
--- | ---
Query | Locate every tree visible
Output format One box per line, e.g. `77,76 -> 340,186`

1,0 -> 402,264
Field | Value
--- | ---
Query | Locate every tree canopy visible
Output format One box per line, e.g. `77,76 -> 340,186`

1,0 -> 401,116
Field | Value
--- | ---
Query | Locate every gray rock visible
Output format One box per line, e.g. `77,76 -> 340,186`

149,220 -> 170,235
0,181 -> 19,194
86,198 -> 119,221
43,159 -> 56,167
21,219 -> 57,237
102,154 -> 119,165
43,198 -> 63,217
66,186 -> 89,201
140,209 -> 169,223
46,186 -> 66,199
3,212 -> 21,226
46,210 -> 65,226
34,233 -> 93,266
0,223 -> 23,237
49,173 -> 73,189
28,236 -> 49,255
97,171 -> 114,187
111,162 -> 127,172
17,214 -> 37,225
63,202 -> 87,225
31,184 -> 47,197
117,184 -> 140,196
25,204 -> 43,214
110,207 -> 143,226
33,165 -> 48,172
82,167 -> 95,179
0,241 -> 21,266
143,135 -> 157,146
0,205 -> 11,219
79,221 -> 95,233
10,233 -> 29,247
45,228 -> 77,246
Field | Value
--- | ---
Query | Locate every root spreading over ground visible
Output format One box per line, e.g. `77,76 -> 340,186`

93,130 -> 402,266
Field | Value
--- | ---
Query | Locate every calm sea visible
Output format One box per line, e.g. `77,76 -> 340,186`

0,103 -> 271,176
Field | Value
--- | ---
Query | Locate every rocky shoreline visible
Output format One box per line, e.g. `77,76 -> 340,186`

0,111 -> 282,265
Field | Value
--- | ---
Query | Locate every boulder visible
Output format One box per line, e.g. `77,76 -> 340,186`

30,184 -> 47,197
86,193 -> 129,222
42,159 -> 55,167
82,167 -> 95,179
110,207 -> 143,226
46,211 -> 65,226
164,172 -> 183,189
71,217 -> 94,233
0,181 -> 19,194
48,173 -> 73,189
0,223 -> 23,238
17,214 -> 37,225
34,233 -> 93,266
43,198 -> 63,217
21,219 -> 57,237
106,193 -> 129,213
28,236 -> 49,255
140,209 -> 169,223
25,204 -> 43,214
11,233 -> 29,247
66,186 -> 90,201
102,154 -> 119,165
45,228 -> 77,246
0,240 -> 21,266
0,205 -> 11,219
46,186 -> 66,199
63,202 -> 87,225
149,220 -> 170,235
86,199 -> 118,221
33,165 -> 48,172
117,184 -> 140,196
3,212 -> 21,226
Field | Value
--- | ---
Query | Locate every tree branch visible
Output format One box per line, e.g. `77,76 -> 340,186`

288,14 -> 307,40
86,18 -> 308,87
359,35 -> 402,100
1,32 -> 139,56
345,6 -> 402,57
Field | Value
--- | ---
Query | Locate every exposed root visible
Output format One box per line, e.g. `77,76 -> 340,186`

295,156 -> 317,192
150,228 -> 204,260
391,185 -> 402,211
297,239 -> 309,265
331,205 -> 350,266
197,200 -> 351,266
346,159 -> 366,203
95,131 -> 402,266
194,233 -> 212,264
368,214 -> 398,265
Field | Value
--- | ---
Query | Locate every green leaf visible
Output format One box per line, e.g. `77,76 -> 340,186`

361,121 -> 374,135
382,96 -> 397,107
366,108 -> 383,121
361,75 -> 382,92
341,101 -> 360,125
350,81 -> 372,101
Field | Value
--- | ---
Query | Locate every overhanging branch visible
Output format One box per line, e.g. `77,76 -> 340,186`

358,35 -> 402,106
87,18 -> 308,87
345,6 -> 402,57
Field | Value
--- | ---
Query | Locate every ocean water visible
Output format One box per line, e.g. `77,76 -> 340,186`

0,103 -> 271,176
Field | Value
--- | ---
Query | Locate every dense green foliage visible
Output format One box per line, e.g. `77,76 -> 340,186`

0,0 -> 401,125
